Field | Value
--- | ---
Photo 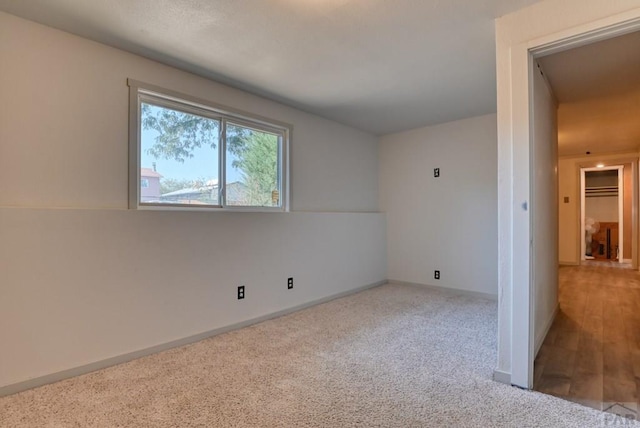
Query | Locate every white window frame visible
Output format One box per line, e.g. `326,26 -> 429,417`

128,79 -> 290,212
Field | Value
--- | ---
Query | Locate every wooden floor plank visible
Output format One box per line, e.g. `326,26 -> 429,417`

603,343 -> 634,383
603,376 -> 638,404
542,346 -> 577,378
574,337 -> 603,376
568,373 -> 603,409
534,263 -> 640,412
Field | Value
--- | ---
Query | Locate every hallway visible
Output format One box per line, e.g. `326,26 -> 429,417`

535,264 -> 640,415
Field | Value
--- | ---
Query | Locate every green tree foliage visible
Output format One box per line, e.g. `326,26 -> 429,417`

142,103 -> 219,161
142,103 -> 279,206
227,124 -> 278,206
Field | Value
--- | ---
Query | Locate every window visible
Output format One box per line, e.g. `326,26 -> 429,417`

128,80 -> 289,211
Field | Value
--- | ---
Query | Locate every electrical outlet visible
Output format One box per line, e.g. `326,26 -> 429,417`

237,285 -> 245,300
434,270 -> 440,280
434,168 -> 440,178
287,277 -> 293,289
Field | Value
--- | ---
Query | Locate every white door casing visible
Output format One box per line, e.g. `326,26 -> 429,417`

498,7 -> 640,389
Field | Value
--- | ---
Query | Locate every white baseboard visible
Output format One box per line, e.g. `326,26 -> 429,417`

0,279 -> 387,397
493,369 -> 511,385
388,279 -> 498,301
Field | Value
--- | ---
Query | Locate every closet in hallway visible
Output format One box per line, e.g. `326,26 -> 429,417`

582,167 -> 626,263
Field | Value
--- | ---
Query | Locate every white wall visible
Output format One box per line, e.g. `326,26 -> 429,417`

531,64 -> 558,355
496,0 -> 640,387
379,114 -> 498,297
0,12 -> 385,391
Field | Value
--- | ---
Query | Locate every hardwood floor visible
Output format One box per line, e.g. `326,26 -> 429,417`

535,263 -> 640,417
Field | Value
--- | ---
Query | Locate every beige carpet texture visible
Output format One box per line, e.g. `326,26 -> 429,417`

0,283 -> 633,427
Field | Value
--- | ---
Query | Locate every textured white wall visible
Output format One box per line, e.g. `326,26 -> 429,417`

0,209 -> 385,388
379,114 -> 498,296
496,0 -> 640,384
0,12 -> 385,390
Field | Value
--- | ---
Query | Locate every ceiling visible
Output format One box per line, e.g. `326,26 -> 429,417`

538,30 -> 640,157
0,0 -> 540,135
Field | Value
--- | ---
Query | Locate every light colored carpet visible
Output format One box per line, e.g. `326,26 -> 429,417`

0,282 -> 634,427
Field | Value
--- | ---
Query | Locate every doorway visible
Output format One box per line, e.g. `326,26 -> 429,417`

496,2 -> 640,393
531,31 -> 640,414
581,166 -> 624,264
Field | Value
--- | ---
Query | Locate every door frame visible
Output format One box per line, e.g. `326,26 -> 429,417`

580,166 -> 624,263
507,13 -> 640,389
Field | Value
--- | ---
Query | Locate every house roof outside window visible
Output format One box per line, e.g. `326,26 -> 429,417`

141,168 -> 162,178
